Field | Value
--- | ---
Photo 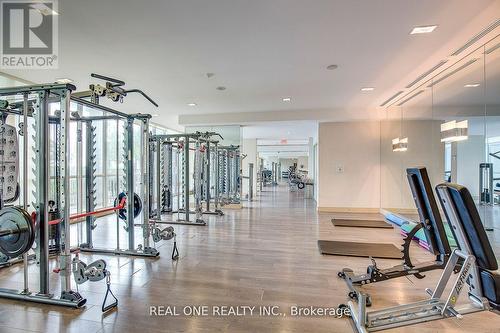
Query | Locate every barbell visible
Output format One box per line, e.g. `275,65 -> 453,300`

0,191 -> 144,259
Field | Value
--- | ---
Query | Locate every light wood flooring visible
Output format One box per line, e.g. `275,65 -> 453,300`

0,185 -> 499,332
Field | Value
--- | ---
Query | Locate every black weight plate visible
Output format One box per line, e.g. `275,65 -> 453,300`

133,193 -> 142,217
114,192 -> 142,220
0,207 -> 34,258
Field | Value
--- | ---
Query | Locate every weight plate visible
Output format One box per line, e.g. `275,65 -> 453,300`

114,192 -> 142,221
0,207 -> 34,258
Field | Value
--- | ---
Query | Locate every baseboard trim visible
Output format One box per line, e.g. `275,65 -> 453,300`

317,207 -> 380,213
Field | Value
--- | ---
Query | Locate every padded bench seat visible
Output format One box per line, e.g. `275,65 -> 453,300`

480,269 -> 500,310
438,183 -> 500,311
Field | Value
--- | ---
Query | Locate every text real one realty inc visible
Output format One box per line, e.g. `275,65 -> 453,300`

150,305 -> 349,317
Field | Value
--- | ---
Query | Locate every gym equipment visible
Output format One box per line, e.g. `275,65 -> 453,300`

114,192 -> 142,221
346,182 -> 500,332
288,164 -> 312,191
200,133 -> 225,215
72,254 -> 118,312
152,225 -> 179,260
0,83 -> 89,308
218,145 -> 242,205
0,120 -> 20,203
479,163 -> 495,205
331,218 -> 393,229
75,73 -> 167,258
149,133 -> 209,225
317,240 -> 402,259
0,207 -> 35,258
339,168 -> 452,305
150,132 -> 227,226
152,225 -> 175,242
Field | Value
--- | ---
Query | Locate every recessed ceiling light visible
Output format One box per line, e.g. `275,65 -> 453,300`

361,87 -> 375,91
410,25 -> 438,34
55,78 -> 73,84
326,64 -> 338,70
216,86 -> 226,91
187,103 -> 197,106
282,97 -> 291,102
464,83 -> 480,88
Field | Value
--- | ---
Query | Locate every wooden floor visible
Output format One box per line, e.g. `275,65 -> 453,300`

0,185 -> 500,332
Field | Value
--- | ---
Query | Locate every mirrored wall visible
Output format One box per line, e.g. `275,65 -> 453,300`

381,34 -> 500,251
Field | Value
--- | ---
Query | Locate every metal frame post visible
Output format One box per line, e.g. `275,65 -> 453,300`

156,138 -> 161,219
125,118 -> 135,251
141,117 -> 151,250
84,121 -> 95,248
214,142 -> 221,211
249,163 -> 254,201
205,142 -> 211,212
21,94 -> 29,292
166,143 -> 173,212
58,89 -> 72,293
35,91 -> 50,295
184,136 -> 190,222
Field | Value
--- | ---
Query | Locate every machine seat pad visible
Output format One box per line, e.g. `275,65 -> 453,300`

480,268 -> 500,309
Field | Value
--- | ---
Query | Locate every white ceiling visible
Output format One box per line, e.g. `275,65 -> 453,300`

243,121 -> 317,140
3,0 -> 500,130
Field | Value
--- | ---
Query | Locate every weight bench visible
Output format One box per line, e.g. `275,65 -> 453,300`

347,182 -> 500,332
339,167 -> 452,305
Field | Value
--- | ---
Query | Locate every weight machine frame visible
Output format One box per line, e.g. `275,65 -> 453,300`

218,145 -> 242,205
67,97 -> 159,258
150,133 -> 220,226
0,83 -> 87,308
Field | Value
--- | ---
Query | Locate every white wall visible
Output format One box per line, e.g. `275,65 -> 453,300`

318,121 -> 381,210
456,135 -> 485,199
241,139 -> 258,199
297,156 -> 308,171
317,120 -> 444,212
380,120 -> 444,211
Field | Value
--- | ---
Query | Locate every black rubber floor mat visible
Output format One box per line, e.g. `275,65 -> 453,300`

331,218 -> 393,229
317,240 -> 401,259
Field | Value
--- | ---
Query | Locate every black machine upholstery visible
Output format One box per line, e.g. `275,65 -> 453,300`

436,183 -> 500,309
406,168 -> 451,257
481,270 -> 500,307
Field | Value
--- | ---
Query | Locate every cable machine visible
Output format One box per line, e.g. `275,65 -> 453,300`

0,83 -> 116,309
149,132 -> 224,226
218,145 -> 242,206
72,74 -> 171,257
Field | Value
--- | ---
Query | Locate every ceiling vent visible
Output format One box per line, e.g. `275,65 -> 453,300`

405,60 -> 448,89
485,42 -> 500,54
450,19 -> 500,57
380,91 -> 404,107
396,90 -> 425,106
427,58 -> 478,87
